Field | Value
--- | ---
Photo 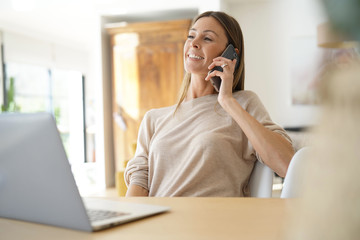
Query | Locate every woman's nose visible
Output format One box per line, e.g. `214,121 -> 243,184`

191,38 -> 200,49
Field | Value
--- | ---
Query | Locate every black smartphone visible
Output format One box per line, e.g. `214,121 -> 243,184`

209,44 -> 239,92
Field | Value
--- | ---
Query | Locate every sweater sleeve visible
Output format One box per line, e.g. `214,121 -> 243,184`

124,111 -> 153,190
241,91 -> 293,163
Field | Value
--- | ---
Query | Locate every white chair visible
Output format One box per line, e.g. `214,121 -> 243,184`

280,147 -> 312,198
249,161 -> 274,198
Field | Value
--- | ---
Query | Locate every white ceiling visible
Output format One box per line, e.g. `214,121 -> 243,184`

0,0 -> 96,50
0,0 -> 210,50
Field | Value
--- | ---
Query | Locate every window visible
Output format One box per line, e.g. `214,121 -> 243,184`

3,62 -> 98,193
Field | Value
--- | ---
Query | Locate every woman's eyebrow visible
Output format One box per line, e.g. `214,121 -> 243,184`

189,28 -> 219,36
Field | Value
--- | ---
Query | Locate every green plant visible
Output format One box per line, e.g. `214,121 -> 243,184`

1,77 -> 21,112
54,106 -> 61,124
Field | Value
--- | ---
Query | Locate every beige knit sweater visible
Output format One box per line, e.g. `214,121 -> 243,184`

125,90 -> 291,197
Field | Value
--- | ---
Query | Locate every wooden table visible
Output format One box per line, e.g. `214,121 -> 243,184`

0,197 -> 295,240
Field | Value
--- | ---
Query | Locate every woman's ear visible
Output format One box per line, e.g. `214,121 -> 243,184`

235,48 -> 240,55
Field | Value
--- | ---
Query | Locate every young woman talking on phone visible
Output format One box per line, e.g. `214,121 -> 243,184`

125,11 -> 294,197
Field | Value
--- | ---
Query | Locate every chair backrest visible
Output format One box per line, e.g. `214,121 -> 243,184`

281,147 -> 312,198
249,161 -> 274,198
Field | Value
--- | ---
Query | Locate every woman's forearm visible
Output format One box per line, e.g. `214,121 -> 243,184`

219,97 -> 294,177
126,184 -> 149,197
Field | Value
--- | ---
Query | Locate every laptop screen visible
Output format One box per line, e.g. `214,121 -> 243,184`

0,112 -> 92,231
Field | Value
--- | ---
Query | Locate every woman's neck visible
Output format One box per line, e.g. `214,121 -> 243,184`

186,74 -> 216,101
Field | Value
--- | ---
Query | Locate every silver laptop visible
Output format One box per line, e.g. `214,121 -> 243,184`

0,112 -> 169,232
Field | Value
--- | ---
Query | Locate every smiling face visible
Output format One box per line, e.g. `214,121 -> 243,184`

183,16 -> 229,77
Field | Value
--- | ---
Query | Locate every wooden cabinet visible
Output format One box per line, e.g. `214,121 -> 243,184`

107,19 -> 191,172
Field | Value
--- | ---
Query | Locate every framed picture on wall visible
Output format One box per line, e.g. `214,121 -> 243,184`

291,36 -> 360,105
290,36 -> 330,105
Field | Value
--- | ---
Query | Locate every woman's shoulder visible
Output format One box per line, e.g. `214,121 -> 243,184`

144,105 -> 176,120
233,90 -> 261,102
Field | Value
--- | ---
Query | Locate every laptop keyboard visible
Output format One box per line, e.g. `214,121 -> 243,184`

87,209 -> 129,222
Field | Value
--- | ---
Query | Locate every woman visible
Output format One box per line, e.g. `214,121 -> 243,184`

125,11 -> 294,197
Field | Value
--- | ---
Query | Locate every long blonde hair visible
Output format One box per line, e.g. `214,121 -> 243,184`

175,11 -> 245,113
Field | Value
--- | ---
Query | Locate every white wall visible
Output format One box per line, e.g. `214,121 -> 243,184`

227,0 -> 328,127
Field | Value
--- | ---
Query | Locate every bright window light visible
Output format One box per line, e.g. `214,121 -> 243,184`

11,0 -> 35,12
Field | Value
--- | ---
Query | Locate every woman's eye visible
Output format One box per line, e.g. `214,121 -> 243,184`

187,35 -> 195,39
204,37 -> 212,41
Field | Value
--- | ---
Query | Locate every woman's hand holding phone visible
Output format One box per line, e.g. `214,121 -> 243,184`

205,44 -> 239,97
206,58 -> 236,94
